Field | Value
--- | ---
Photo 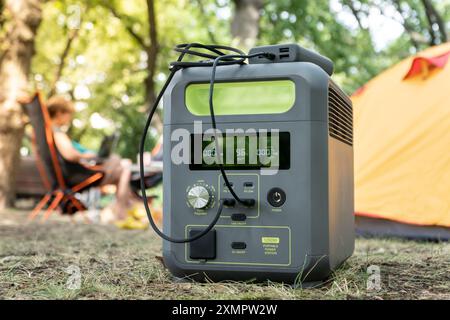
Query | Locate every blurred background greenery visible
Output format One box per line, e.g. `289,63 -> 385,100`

29,0 -> 450,157
0,0 -> 449,207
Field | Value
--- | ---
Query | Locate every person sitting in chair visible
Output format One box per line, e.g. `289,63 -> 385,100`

47,96 -> 136,221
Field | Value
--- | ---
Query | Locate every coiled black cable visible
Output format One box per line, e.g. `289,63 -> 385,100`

139,43 -> 275,243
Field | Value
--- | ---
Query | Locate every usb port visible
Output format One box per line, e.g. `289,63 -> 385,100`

280,54 -> 290,59
231,242 -> 247,250
243,182 -> 254,188
231,213 -> 247,221
279,47 -> 289,53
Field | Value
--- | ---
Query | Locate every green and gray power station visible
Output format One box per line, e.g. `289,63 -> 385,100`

161,44 -> 354,285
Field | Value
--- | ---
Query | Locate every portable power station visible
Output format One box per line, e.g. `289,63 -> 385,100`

141,43 -> 354,285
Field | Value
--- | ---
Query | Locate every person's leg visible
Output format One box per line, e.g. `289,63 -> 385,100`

99,155 -> 134,221
114,159 -> 134,219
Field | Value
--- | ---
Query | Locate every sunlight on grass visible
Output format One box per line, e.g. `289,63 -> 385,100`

0,210 -> 449,300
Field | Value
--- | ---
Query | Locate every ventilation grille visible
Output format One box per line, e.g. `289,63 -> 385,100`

328,82 -> 353,146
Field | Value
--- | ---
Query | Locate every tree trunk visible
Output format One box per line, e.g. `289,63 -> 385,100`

194,0 -> 217,43
105,0 -> 162,135
421,0 -> 448,45
48,27 -> 81,97
342,0 -> 366,31
0,0 -> 42,209
231,0 -> 264,51
144,0 -> 162,134
0,1 -> 6,29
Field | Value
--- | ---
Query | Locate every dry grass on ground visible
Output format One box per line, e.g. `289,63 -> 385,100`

0,209 -> 449,300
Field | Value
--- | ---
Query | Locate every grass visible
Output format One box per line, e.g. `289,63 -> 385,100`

0,209 -> 449,300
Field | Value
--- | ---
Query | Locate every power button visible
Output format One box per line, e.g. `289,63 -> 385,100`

267,188 -> 286,207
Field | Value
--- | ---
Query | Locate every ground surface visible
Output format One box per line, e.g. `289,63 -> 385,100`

0,209 -> 449,300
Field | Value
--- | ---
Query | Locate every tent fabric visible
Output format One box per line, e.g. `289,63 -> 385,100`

403,50 -> 450,79
352,42 -> 450,228
355,216 -> 450,241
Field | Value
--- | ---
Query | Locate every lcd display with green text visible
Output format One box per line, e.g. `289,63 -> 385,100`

185,80 -> 295,116
189,132 -> 291,170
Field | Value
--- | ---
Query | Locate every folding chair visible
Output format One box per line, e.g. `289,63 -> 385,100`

22,92 -> 104,221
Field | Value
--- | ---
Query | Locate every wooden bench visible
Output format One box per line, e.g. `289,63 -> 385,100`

15,156 -> 46,199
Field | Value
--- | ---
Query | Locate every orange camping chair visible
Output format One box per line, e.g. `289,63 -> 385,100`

22,92 -> 104,221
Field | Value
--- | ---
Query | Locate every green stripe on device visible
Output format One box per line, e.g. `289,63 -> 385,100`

185,80 -> 295,116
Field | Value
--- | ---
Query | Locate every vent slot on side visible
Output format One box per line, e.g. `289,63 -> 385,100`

328,82 -> 353,146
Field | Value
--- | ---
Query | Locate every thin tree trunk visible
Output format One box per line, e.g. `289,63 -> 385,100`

231,0 -> 263,51
106,0 -> 162,134
342,0 -> 366,31
0,0 -> 42,209
342,0 -> 378,50
0,0 -> 5,29
48,27 -> 81,97
423,0 -> 437,45
391,0 -> 421,50
194,0 -> 217,43
421,0 -> 447,44
144,0 -> 162,134
0,0 -> 8,64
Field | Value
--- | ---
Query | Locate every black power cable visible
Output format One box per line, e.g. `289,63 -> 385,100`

139,43 -> 275,243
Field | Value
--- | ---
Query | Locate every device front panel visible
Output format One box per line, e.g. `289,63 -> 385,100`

163,121 -> 329,276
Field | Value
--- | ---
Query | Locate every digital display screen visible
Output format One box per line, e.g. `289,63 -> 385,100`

189,132 -> 290,170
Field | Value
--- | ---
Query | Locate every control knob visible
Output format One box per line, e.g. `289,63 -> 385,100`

187,185 -> 211,210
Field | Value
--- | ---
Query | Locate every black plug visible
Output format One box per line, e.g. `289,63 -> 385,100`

242,199 -> 256,208
223,198 -> 236,207
260,52 -> 276,60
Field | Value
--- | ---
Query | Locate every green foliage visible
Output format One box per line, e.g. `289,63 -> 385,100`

31,0 -> 230,159
259,0 -> 382,92
257,0 -> 441,93
29,0 -> 449,158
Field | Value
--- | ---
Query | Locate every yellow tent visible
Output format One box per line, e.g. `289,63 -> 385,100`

352,42 -> 450,239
